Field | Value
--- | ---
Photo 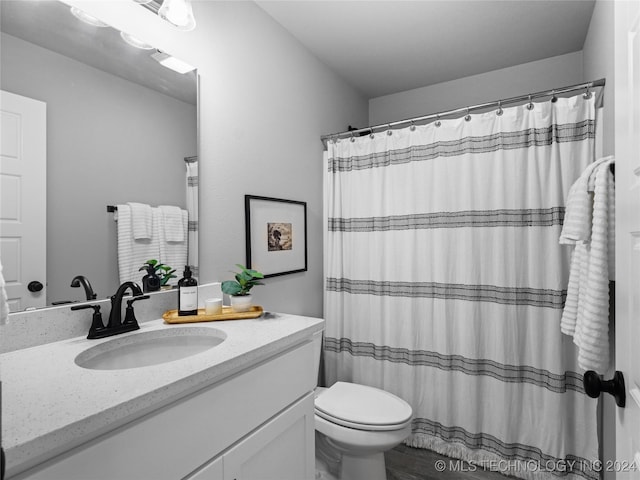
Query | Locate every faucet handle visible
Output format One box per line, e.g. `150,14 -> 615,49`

71,304 -> 105,339
128,295 -> 150,304
123,295 -> 150,327
70,303 -> 100,312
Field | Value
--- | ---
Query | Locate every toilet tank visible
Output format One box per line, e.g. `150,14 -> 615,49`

312,330 -> 323,388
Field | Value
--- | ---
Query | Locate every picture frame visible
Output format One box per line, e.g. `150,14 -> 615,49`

245,195 -> 308,278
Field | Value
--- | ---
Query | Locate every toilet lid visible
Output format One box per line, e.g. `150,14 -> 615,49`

315,382 -> 412,430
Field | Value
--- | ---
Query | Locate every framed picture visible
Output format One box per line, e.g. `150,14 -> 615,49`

245,195 -> 308,278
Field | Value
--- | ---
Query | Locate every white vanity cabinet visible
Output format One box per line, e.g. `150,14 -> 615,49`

11,339 -> 317,480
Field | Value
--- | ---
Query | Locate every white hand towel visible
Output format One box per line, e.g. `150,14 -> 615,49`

159,205 -> 185,242
127,202 -> 153,240
0,258 -> 10,325
116,204 -> 161,284
156,208 -> 188,284
559,155 -> 612,244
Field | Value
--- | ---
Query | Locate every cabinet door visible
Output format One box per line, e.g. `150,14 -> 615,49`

223,393 -> 315,480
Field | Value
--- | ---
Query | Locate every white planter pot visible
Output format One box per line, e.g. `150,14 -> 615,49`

230,294 -> 253,313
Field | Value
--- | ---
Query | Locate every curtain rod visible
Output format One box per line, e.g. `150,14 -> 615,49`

321,78 -> 605,145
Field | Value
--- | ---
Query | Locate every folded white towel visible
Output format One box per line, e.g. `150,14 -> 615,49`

0,258 -> 10,325
116,204 -> 160,284
128,202 -> 153,240
155,208 -> 188,286
159,205 -> 185,242
560,157 -> 615,372
560,155 -> 612,244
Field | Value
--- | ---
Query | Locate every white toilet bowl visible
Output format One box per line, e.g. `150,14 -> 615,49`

314,382 -> 413,480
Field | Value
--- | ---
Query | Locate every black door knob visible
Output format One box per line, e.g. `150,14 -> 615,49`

583,370 -> 626,408
27,281 -> 44,292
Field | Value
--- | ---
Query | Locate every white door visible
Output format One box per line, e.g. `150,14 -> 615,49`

614,0 -> 640,473
0,90 -> 47,311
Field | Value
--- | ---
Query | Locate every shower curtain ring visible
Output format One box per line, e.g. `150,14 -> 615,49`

526,95 -> 534,110
583,86 -> 592,99
410,120 -> 416,131
496,100 -> 503,116
551,90 -> 558,103
369,128 -> 375,139
387,124 -> 393,136
350,132 -> 355,142
465,108 -> 471,122
435,114 -> 441,127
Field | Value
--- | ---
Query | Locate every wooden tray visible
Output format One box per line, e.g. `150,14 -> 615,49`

163,305 -> 264,324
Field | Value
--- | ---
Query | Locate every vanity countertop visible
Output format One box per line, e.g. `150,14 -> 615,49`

1,313 -> 324,477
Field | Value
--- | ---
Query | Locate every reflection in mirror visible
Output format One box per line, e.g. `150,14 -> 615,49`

0,0 -> 198,310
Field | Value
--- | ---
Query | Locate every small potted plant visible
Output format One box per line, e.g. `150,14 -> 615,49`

139,259 -> 176,292
221,264 -> 264,312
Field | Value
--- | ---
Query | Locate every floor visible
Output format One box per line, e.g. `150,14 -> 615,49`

385,444 -> 513,480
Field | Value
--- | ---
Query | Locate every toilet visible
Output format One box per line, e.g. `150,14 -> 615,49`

312,332 -> 413,480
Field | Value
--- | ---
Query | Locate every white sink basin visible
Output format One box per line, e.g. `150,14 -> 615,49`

75,327 -> 226,370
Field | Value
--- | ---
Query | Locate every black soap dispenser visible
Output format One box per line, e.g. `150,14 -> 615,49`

178,266 -> 198,316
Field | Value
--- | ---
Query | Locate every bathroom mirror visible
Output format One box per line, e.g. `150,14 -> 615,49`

0,0 -> 198,309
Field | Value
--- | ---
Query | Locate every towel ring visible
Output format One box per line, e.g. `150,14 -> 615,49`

526,95 -> 534,110
496,100 -> 503,116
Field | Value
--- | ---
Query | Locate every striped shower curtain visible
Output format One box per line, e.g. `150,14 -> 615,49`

324,95 -> 598,480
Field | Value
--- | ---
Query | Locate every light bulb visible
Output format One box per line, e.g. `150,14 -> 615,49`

70,7 -> 109,28
158,0 -> 196,31
120,32 -> 155,50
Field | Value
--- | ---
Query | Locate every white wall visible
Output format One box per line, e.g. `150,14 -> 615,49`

58,0 -> 369,318
1,32 -> 196,305
369,51 -> 584,125
583,0 -> 615,156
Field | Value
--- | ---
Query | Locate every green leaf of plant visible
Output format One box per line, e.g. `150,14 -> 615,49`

221,281 -> 242,295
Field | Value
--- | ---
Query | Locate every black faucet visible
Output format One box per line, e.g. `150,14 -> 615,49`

107,282 -> 149,334
70,275 -> 97,301
71,282 -> 148,339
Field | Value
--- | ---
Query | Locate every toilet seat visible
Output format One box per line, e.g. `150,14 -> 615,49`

315,382 -> 412,432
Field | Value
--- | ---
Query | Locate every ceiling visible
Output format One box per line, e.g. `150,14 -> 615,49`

255,0 -> 596,99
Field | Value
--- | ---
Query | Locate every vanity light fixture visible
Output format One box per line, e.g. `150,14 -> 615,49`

120,32 -> 155,50
151,51 -> 196,74
70,6 -> 110,27
158,0 -> 196,31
